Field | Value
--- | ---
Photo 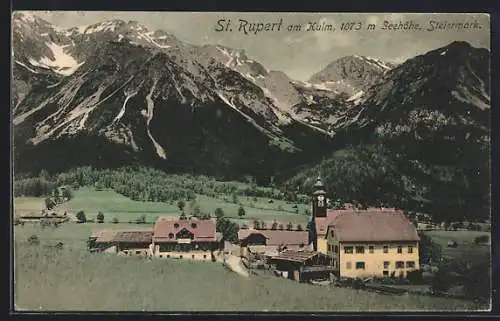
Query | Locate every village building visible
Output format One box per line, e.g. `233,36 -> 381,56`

238,229 -> 309,257
268,250 -> 335,282
113,230 -> 153,256
152,216 -> 221,261
308,176 -> 420,279
88,229 -> 153,255
325,210 -> 420,278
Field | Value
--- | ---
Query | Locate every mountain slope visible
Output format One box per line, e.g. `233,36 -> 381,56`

308,55 -> 396,98
286,41 -> 490,222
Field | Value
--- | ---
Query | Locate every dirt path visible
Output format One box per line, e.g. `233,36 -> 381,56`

217,253 -> 249,278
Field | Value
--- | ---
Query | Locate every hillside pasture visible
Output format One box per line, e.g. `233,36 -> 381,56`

425,230 -> 490,261
13,197 -> 46,217
13,235 -> 487,312
48,187 -> 308,225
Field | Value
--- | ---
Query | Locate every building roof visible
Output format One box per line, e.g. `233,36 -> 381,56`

238,229 -> 309,246
326,210 -> 419,242
94,229 -> 119,243
113,230 -> 153,243
153,217 -> 216,243
270,250 -> 318,263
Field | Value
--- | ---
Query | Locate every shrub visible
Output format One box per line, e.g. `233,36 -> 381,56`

177,200 -> 186,212
76,211 -> 86,223
286,222 -> 293,231
215,208 -> 224,219
260,220 -> 266,230
419,232 -> 442,264
431,265 -> 453,295
27,234 -> 40,246
238,206 -> 246,217
296,224 -> 304,231
179,213 -> 187,220
136,214 -> 146,224
474,235 -> 489,244
271,220 -> 278,230
96,212 -> 104,223
278,223 -> 284,230
111,217 -> 119,224
45,197 -> 56,210
253,220 -> 260,230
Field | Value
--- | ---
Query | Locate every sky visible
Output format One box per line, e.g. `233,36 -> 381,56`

27,11 -> 490,81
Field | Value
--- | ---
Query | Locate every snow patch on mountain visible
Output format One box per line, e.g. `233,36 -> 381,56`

28,42 -> 83,76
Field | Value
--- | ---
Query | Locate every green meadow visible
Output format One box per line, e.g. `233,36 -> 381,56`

14,186 -> 310,226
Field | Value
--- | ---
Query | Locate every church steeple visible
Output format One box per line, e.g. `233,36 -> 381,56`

312,174 -> 327,218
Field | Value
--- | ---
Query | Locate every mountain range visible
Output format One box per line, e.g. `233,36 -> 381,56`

11,12 -> 491,221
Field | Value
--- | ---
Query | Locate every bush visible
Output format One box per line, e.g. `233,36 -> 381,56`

215,208 -> 224,219
253,220 -> 260,230
278,223 -> 284,230
76,211 -> 86,223
27,234 -> 40,246
45,197 -> 56,210
474,235 -> 489,244
286,222 -> 293,231
419,232 -> 442,264
177,200 -> 186,212
238,206 -> 246,217
431,267 -> 453,295
96,212 -> 104,224
111,217 -> 119,224
136,214 -> 146,224
296,224 -> 303,231
271,220 -> 278,230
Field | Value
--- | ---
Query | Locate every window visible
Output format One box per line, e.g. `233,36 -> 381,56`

174,223 -> 179,228
180,255 -> 183,259
396,261 -> 404,269
203,255 -> 207,259
399,271 -> 405,278
355,262 -> 365,270
368,245 -> 374,253
346,261 -> 352,269
344,246 -> 353,254
383,246 -> 389,253
383,261 -> 390,269
191,223 -> 197,229
167,255 -> 170,258
136,251 -> 141,255
334,245 -> 339,253
406,261 -> 415,269
159,255 -> 163,258
330,230 -> 334,238
408,246 -> 413,253
383,270 -> 389,277
192,255 -> 195,259
397,246 -> 402,254
168,233 -> 174,239
355,246 -> 365,254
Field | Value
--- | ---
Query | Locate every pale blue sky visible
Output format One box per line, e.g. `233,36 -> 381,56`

22,11 -> 490,81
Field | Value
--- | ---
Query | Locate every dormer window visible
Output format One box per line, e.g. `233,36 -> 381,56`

191,223 -> 197,229
168,233 -> 174,239
174,223 -> 179,229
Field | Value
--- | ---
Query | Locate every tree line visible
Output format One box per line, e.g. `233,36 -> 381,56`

14,166 -> 311,204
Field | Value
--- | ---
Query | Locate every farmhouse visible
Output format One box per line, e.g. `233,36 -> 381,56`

152,216 -> 221,261
325,210 -> 420,278
88,228 -> 153,255
238,229 -> 309,257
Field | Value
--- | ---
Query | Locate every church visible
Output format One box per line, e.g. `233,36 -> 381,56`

307,176 -> 420,278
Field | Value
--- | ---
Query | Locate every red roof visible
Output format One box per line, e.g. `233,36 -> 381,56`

238,229 -> 309,246
315,209 -> 351,236
326,210 -> 419,242
153,217 -> 216,243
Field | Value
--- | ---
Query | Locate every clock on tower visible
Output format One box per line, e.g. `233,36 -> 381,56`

312,175 -> 327,218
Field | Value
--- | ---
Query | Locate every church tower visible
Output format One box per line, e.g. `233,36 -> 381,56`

312,175 -> 327,218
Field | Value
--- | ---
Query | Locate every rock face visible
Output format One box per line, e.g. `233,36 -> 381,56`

12,11 -> 490,219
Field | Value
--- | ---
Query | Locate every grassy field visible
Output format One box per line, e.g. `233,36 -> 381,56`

425,230 -> 490,261
13,235 -> 487,312
14,187 -> 309,226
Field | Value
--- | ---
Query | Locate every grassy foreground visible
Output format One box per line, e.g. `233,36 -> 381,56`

14,228 -> 487,312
